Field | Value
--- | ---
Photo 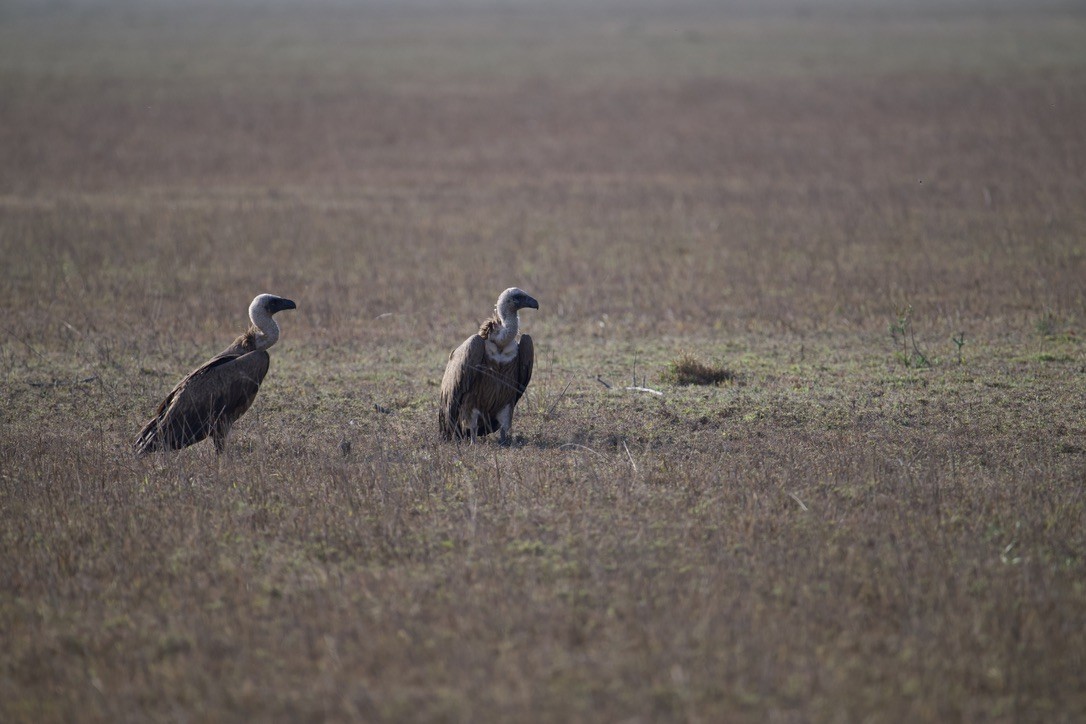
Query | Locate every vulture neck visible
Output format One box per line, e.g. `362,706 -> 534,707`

248,305 -> 280,351
489,304 -> 519,349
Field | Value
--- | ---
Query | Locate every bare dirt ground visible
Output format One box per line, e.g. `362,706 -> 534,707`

2,1 -> 1086,721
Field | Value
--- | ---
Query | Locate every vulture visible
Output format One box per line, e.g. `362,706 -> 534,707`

134,293 -> 296,456
440,287 -> 538,444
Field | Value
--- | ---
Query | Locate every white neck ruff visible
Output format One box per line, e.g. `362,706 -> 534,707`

249,302 -> 280,351
485,303 -> 519,362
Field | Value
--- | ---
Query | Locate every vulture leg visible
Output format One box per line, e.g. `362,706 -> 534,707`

497,405 -> 513,446
469,409 -> 482,444
211,420 -> 230,454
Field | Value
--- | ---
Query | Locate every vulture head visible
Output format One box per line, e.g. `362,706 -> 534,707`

247,293 -> 297,350
251,293 -> 297,317
496,287 -> 539,317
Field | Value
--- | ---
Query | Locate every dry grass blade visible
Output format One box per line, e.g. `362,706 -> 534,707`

545,379 -> 574,417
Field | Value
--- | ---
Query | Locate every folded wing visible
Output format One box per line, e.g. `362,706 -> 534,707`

135,350 -> 270,455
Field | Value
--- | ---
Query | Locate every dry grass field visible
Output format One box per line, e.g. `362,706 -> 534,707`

3,0 -> 1086,721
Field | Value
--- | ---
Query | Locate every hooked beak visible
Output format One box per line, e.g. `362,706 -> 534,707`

273,297 -> 297,313
521,295 -> 539,310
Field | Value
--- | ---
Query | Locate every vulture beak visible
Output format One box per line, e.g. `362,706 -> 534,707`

520,295 -> 539,310
272,297 -> 297,313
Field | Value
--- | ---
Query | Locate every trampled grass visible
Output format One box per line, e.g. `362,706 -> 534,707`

2,0 -> 1086,721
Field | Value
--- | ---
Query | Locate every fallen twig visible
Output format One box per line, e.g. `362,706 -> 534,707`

622,440 -> 638,473
559,443 -> 605,458
623,386 -> 663,396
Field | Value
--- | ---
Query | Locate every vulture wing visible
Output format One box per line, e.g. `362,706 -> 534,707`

515,334 -> 534,406
135,350 -> 270,455
439,335 -> 486,440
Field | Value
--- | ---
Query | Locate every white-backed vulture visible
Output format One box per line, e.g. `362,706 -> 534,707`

440,287 -> 538,444
134,293 -> 296,456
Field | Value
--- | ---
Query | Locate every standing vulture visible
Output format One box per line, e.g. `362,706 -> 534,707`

440,287 -> 538,444
135,293 -> 296,456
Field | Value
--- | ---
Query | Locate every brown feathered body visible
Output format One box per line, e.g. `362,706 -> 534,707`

135,329 -> 270,455
134,293 -> 295,456
439,315 -> 534,442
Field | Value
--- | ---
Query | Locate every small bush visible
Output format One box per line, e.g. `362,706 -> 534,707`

662,353 -> 736,386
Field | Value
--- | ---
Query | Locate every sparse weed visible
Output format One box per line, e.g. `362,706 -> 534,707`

952,332 -> 966,365
889,305 -> 931,368
1036,311 -> 1060,338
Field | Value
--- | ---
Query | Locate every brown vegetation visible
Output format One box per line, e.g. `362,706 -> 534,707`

2,1 -> 1086,721
662,353 -> 736,386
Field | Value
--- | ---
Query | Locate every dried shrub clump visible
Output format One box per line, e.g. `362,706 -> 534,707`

662,353 -> 736,386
